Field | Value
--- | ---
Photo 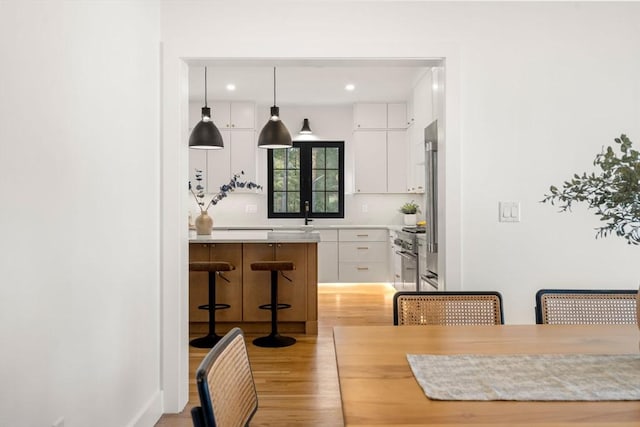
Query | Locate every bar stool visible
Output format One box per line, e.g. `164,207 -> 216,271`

189,261 -> 235,348
251,260 -> 296,348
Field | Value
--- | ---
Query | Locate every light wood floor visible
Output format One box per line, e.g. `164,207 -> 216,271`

155,283 -> 396,427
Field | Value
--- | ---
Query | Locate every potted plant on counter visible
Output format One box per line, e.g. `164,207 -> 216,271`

189,170 -> 263,235
400,200 -> 420,226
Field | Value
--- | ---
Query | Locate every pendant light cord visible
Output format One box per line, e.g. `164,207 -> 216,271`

273,67 -> 276,106
204,66 -> 208,108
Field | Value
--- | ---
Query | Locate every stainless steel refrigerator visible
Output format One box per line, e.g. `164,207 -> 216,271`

421,120 -> 439,290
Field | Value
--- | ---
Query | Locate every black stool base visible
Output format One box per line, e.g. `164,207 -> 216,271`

253,334 -> 296,348
190,334 -> 223,348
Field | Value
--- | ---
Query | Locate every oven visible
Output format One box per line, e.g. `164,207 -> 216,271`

417,234 -> 438,291
393,229 -> 419,291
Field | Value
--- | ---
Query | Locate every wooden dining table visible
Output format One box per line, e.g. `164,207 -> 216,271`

333,324 -> 640,426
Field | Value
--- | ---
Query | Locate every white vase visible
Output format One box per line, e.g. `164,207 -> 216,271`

195,211 -> 213,235
403,214 -> 417,226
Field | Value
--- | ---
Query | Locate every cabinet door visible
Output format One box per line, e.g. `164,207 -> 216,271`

209,243 -> 243,321
353,103 -> 387,129
274,243 -> 307,322
386,130 -> 408,193
230,130 -> 257,184
230,102 -> 255,129
318,241 -> 338,283
206,130 -> 232,191
242,243 -> 307,322
354,131 -> 387,193
387,103 -> 407,129
242,243 -> 275,321
210,101 -> 231,129
189,243 -> 210,322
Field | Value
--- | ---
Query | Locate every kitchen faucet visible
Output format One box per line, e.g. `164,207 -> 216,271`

304,200 -> 313,225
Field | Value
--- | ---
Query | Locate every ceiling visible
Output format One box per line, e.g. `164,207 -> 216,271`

187,59 -> 443,106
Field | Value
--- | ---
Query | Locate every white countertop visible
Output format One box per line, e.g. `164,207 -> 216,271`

189,229 -> 321,243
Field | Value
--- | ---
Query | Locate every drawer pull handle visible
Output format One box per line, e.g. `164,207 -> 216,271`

357,246 -> 369,250
357,267 -> 369,271
356,234 -> 369,237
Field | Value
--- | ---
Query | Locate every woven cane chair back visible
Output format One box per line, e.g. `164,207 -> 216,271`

535,289 -> 638,325
191,327 -> 258,427
393,291 -> 504,326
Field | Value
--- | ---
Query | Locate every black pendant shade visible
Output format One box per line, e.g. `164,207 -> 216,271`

299,118 -> 312,134
258,106 -> 292,149
258,68 -> 292,149
189,68 -> 224,150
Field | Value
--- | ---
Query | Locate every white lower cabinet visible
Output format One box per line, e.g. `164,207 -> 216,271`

337,228 -> 388,283
317,229 -> 339,283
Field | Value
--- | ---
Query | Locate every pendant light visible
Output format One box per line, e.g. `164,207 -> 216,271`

299,118 -> 312,135
258,67 -> 292,149
189,67 -> 224,149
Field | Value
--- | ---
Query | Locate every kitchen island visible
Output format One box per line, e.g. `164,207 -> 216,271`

189,230 -> 320,335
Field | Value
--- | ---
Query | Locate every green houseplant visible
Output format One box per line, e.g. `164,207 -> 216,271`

400,200 -> 420,226
541,134 -> 639,245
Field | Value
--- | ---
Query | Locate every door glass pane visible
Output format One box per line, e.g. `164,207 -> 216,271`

312,147 -> 325,169
273,170 -> 286,191
287,192 -> 300,212
326,147 -> 339,169
273,149 -> 286,169
287,148 -> 300,169
273,192 -> 286,213
326,192 -> 339,212
326,169 -> 338,191
312,170 -> 325,191
287,170 -> 300,191
312,192 -> 325,212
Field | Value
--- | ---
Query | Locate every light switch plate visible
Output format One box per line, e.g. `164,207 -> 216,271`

499,201 -> 520,222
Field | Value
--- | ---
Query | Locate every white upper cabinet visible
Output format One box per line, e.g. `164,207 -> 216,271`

353,102 -> 409,193
387,130 -> 408,193
387,103 -> 408,129
207,130 -> 257,191
189,100 -> 258,196
210,101 -> 255,129
353,131 -> 387,193
230,130 -> 257,184
353,103 -> 387,129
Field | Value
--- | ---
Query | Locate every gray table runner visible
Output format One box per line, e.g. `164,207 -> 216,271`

407,353 -> 640,401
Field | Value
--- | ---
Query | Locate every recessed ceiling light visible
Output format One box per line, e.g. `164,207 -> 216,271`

345,83 -> 355,91
226,83 -> 236,91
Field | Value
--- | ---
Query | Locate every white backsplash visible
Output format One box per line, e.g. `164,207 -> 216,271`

189,192 -> 422,227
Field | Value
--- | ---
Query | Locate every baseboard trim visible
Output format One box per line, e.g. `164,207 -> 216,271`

128,390 -> 163,427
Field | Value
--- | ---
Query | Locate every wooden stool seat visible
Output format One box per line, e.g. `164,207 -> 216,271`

250,261 -> 295,271
189,261 -> 236,348
250,260 -> 296,348
189,261 -> 234,272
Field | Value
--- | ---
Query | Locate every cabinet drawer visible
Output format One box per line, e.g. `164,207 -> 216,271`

339,228 -> 387,242
339,261 -> 388,283
338,242 -> 387,262
317,229 -> 338,242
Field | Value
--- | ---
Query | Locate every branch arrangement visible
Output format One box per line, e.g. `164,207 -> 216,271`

189,170 -> 263,213
542,134 -> 640,245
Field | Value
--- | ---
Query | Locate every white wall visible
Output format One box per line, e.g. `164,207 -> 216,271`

0,1 -> 162,426
161,1 -> 640,409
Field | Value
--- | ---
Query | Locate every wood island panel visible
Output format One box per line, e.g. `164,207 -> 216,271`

189,242 -> 318,335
